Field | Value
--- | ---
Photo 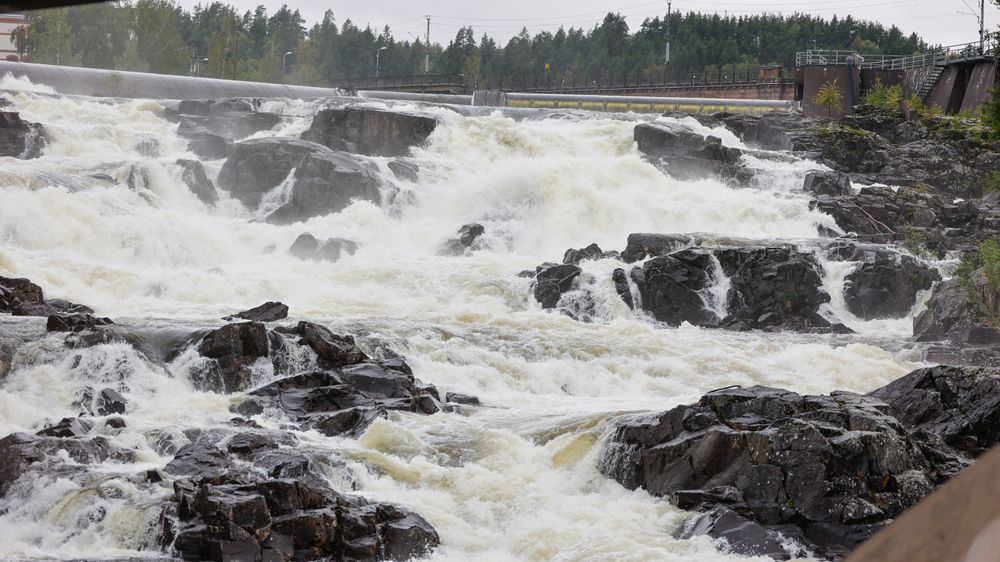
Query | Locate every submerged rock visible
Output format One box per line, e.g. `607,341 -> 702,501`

0,432 -> 134,497
0,111 -> 47,159
438,223 -> 485,256
288,234 -> 359,262
177,118 -> 231,160
301,107 -> 437,157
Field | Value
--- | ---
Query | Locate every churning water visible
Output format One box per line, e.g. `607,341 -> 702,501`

0,75 -> 926,561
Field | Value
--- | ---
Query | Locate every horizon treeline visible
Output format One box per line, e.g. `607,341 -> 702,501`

11,1 -> 928,87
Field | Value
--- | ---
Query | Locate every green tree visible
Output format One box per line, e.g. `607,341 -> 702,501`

814,79 -> 844,117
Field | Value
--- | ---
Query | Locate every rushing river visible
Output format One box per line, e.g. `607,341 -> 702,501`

0,75 -> 928,562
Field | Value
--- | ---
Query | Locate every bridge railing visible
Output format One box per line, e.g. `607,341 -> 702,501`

329,73 -> 464,90
796,40 -> 995,71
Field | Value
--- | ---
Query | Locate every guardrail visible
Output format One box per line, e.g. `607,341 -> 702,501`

796,40 -> 995,71
483,91 -> 796,114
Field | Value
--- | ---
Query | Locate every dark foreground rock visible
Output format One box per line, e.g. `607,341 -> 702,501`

159,433 -> 439,562
0,111 -> 47,159
0,432 -> 134,497
193,322 -> 270,394
1,276 -> 94,318
600,376 -> 977,560
532,264 -> 582,310
217,138 -> 330,209
634,121 -> 742,181
913,265 -> 1000,354
301,107 -> 437,157
46,313 -> 114,332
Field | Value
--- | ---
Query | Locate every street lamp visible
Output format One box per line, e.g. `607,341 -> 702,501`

375,46 -> 388,79
283,51 -> 293,75
198,58 -> 208,77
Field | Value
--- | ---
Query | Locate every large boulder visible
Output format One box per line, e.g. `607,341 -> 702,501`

266,151 -> 383,224
193,322 -> 270,394
0,432 -> 134,497
843,252 -> 940,319
600,385 -> 954,560
715,247 -> 832,331
634,121 -> 743,181
300,107 -> 437,157
913,270 -> 1000,345
629,249 -> 719,327
224,302 -> 288,323
216,138 -> 331,209
869,365 -> 1000,458
177,118 -> 230,160
532,264 -> 582,310
621,233 -> 693,263
803,171 -> 852,197
0,111 -> 46,159
0,276 -> 93,317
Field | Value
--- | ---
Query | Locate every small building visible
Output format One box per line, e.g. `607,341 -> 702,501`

0,13 -> 26,62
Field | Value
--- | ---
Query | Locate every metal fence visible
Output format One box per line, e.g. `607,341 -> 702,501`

796,40 -> 995,71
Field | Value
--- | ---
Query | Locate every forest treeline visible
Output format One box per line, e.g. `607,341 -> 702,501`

10,1 -> 929,87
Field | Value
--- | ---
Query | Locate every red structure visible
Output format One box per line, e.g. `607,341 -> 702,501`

0,13 -> 26,62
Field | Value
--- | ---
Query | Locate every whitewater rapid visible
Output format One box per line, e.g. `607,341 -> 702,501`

0,76 -> 926,562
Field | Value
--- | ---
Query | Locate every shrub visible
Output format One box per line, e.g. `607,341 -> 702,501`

862,77 -> 903,110
980,81 -> 1000,141
813,79 -> 844,118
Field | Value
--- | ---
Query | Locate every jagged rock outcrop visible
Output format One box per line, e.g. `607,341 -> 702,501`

803,171 -> 852,197
266,151 -> 383,224
46,313 -> 114,332
629,249 -> 719,326
600,383 -> 960,560
300,107 -> 437,157
0,276 -> 94,317
438,223 -> 486,256
634,121 -> 743,180
177,118 -> 230,160
913,269 -> 1000,349
192,322 -> 270,394
843,252 -> 940,319
0,111 -> 47,159
532,264 -> 582,310
621,233 -> 694,263
224,302 -> 289,323
0,432 -> 135,497
176,159 -> 217,204
562,243 -> 619,265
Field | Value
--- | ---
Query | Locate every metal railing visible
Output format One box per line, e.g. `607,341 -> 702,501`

796,40 -> 995,71
330,73 -> 464,90
497,92 -> 797,114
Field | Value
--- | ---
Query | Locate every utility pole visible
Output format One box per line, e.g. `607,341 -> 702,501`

663,1 -> 672,84
425,16 -> 431,75
980,0 -> 986,54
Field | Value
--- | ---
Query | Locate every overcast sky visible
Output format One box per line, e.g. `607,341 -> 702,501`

176,0 -> 998,48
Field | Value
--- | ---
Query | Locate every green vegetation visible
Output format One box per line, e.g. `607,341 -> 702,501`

861,78 -> 902,110
957,239 -> 1000,309
902,227 -> 934,259
904,94 -> 942,121
10,2 -> 928,87
977,171 -> 1000,196
813,80 -> 844,118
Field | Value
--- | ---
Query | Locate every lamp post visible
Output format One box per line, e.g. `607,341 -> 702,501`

283,51 -> 293,75
376,46 -> 388,81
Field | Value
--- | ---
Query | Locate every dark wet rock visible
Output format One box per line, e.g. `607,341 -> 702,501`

612,268 -> 634,309
37,417 -> 94,438
177,118 -> 231,160
164,470 -> 439,562
438,223 -> 485,256
843,253 -> 940,319
267,151 -> 383,224
46,313 -> 114,332
176,159 -> 217,205
11,299 -> 94,318
870,365 -> 1000,458
630,249 -> 719,326
288,234 -> 360,262
97,388 -> 127,415
300,107 -> 438,157
803,171 -> 852,197
163,442 -> 230,481
0,432 -> 134,496
716,247 -> 832,332
812,125 -> 893,173
387,158 -> 419,182
193,322 -> 270,394
600,385 -> 956,560
532,264 -> 582,309
135,136 -> 161,158
914,268 -> 1000,345
810,186 -> 977,241
621,233 -> 693,263
445,392 -> 480,406
677,505 -> 792,560
0,276 -> 44,312
716,112 -> 820,152
288,233 -> 320,260
562,243 -> 618,265
224,302 -> 289,323
634,121 -> 743,181
275,321 -> 368,370
217,138 -> 330,209
0,111 -> 47,159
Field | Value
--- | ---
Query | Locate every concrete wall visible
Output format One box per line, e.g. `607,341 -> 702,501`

799,65 -> 859,118
861,70 -> 904,91
926,65 -> 966,113
961,61 -> 997,113
902,65 -> 936,98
